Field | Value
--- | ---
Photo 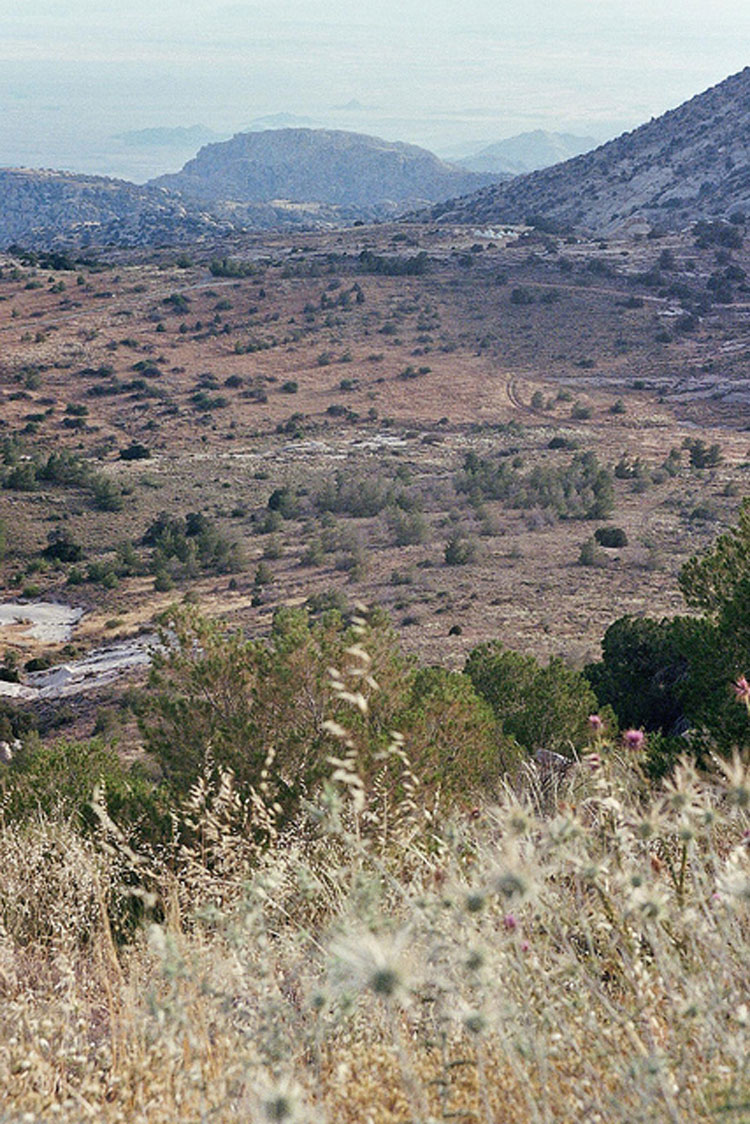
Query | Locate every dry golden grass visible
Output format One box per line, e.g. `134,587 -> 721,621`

0,728 -> 748,1123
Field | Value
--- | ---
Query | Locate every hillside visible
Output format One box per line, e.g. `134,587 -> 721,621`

0,168 -> 233,249
430,67 -> 750,234
456,129 -> 596,175
151,127 -> 502,212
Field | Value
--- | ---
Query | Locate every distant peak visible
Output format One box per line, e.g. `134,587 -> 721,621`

332,99 -> 369,111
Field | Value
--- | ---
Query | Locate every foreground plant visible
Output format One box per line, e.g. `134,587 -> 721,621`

0,713 -> 748,1123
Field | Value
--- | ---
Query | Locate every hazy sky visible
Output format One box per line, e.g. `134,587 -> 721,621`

2,1 -> 749,180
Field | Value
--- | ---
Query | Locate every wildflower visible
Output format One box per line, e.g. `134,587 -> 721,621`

503,913 -> 517,931
732,675 -> 750,705
588,714 -> 603,732
520,939 -> 530,953
623,728 -> 645,751
583,752 -> 602,771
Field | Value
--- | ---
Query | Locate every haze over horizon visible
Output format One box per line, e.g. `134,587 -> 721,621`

2,0 -> 749,182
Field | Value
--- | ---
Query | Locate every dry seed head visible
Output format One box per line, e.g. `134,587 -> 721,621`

719,863 -> 750,902
322,719 -> 350,741
628,884 -> 667,922
464,891 -> 486,914
328,928 -> 413,1002
491,863 -> 530,900
463,1011 -> 486,1035
509,810 -> 532,835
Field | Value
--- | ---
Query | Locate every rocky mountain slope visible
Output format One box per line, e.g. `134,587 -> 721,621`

0,169 -> 234,249
456,130 -> 596,176
151,128 -> 501,212
430,68 -> 750,235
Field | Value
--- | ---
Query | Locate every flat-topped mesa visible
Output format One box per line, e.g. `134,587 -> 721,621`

149,127 -> 503,211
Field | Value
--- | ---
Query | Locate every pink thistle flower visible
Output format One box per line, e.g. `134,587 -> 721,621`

503,914 -> 517,931
588,714 -> 603,732
732,676 -> 750,705
623,729 -> 645,751
583,752 -> 602,771
520,939 -> 530,953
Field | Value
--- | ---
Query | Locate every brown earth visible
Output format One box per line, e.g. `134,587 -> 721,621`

0,220 -> 748,737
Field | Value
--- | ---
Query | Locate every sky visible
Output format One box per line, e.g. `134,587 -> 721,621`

2,0 -> 749,181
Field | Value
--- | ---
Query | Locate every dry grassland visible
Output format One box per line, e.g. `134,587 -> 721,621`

0,223 -> 748,705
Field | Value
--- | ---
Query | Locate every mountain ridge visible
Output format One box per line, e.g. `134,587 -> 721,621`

0,167 -> 234,249
456,129 -> 597,176
428,68 -> 750,234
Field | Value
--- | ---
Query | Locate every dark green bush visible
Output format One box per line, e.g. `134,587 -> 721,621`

595,526 -> 628,548
466,641 -> 602,757
457,450 -> 613,521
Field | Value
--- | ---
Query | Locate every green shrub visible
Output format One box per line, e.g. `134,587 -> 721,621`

267,487 -> 300,519
578,537 -> 605,567
466,641 -> 602,756
119,443 -> 151,461
444,535 -> 478,566
387,506 -> 429,547
458,449 -> 613,521
595,526 -> 628,548
1,737 -> 167,842
584,615 -> 692,738
143,512 -> 245,577
43,529 -> 83,563
683,438 -> 722,469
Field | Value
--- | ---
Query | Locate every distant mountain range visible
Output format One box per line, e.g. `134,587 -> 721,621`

429,67 -> 750,235
150,128 -> 501,213
455,130 -> 596,176
0,128 -> 504,248
5,67 -> 750,250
